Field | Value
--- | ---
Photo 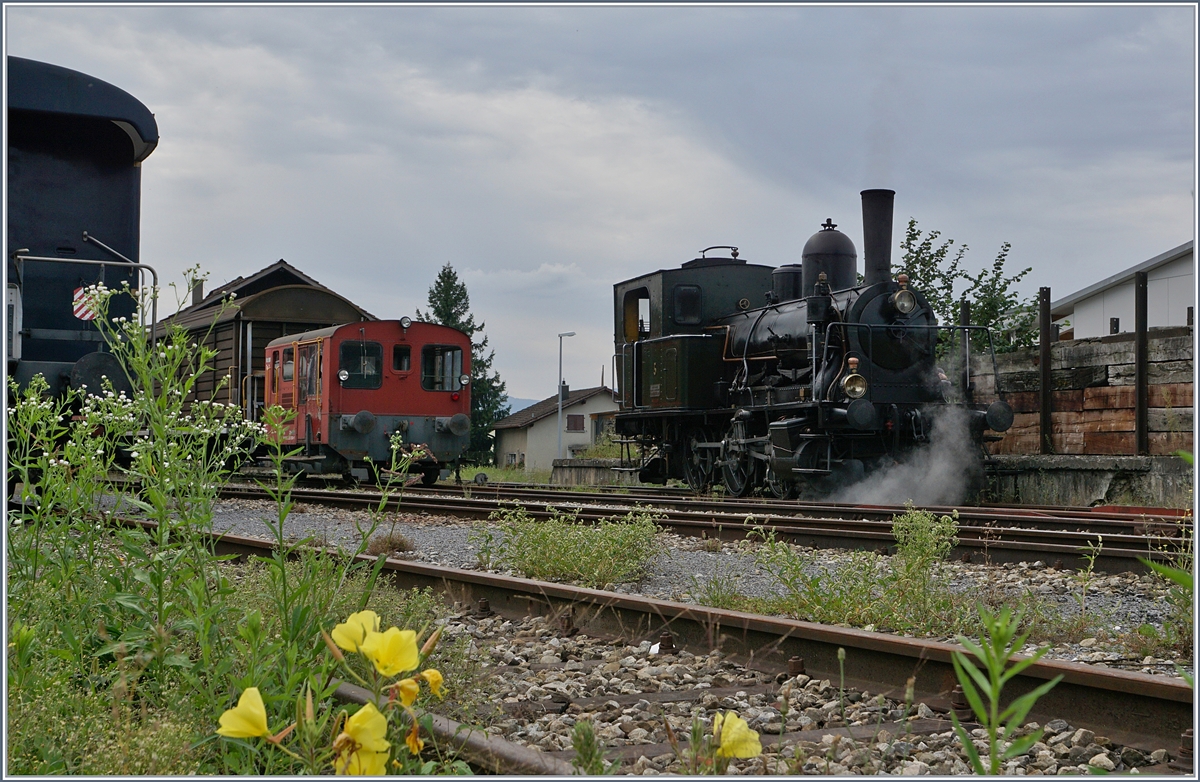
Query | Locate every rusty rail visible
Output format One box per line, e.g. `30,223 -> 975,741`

205,528 -> 1192,754
218,484 -> 1187,572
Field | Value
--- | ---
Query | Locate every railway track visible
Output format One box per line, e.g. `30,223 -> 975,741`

189,522 -> 1191,771
219,482 -> 1189,573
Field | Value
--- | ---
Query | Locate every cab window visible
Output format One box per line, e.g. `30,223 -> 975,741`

340,340 -> 383,389
297,344 -> 320,403
393,345 -> 411,372
282,347 -> 294,382
270,350 -> 280,393
421,345 -> 463,391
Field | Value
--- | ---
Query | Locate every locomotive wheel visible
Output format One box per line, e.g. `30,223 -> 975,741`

421,469 -> 439,486
720,421 -> 759,498
766,468 -> 795,499
682,428 -> 715,492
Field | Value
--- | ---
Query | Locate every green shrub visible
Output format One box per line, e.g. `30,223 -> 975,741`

488,504 -> 661,588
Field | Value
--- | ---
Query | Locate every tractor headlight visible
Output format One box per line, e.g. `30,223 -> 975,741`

892,289 -> 917,315
842,373 -> 868,399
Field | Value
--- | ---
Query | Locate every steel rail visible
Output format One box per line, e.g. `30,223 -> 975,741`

218,484 -> 1182,572
202,527 -> 1192,756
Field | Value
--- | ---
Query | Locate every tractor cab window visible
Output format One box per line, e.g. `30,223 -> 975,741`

281,347 -> 294,382
393,344 -> 411,372
339,340 -> 383,389
421,345 -> 463,391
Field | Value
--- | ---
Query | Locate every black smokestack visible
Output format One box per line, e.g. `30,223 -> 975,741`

861,188 -> 895,287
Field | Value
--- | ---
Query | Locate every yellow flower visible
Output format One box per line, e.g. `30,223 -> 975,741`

217,687 -> 269,739
406,720 -> 425,755
359,627 -> 419,677
331,610 -> 380,652
395,677 -> 420,707
420,668 -> 445,698
333,702 -> 390,775
713,711 -> 761,758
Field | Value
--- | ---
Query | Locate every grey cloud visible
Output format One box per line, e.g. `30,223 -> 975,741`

6,5 -> 1193,397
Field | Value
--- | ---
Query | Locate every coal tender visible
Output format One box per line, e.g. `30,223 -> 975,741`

612,189 -> 1014,497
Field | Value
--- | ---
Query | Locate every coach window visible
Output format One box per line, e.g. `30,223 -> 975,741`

282,347 -> 294,382
421,345 -> 463,391
393,345 -> 411,372
340,341 -> 384,389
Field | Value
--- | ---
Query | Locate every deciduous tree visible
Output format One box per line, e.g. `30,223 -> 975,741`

893,219 -> 1036,354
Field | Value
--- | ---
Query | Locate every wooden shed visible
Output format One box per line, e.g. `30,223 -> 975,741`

156,260 -> 375,420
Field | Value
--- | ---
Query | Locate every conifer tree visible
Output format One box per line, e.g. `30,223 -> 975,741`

416,263 -> 510,463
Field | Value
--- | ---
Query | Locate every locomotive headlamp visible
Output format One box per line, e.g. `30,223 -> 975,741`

400,316 -> 413,329
842,356 -> 868,399
892,289 -> 917,314
337,369 -> 350,382
459,373 -> 471,386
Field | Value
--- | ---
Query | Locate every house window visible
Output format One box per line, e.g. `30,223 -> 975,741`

566,414 -> 585,432
505,452 -> 517,466
1109,317 -> 1120,335
1189,306 -> 1194,327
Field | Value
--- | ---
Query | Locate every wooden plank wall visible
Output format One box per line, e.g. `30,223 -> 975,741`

977,327 -> 1193,455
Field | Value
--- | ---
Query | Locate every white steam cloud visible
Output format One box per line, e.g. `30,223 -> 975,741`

830,406 -> 980,506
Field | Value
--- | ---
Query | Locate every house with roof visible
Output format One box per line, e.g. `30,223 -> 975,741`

156,259 -> 375,419
1051,241 -> 1193,339
491,386 -> 619,471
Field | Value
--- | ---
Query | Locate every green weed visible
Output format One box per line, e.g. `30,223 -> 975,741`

487,504 -> 661,588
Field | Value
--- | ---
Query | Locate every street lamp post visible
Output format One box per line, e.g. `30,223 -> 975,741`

557,331 -> 576,461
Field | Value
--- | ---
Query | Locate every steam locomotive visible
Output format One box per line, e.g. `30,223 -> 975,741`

612,189 -> 1014,497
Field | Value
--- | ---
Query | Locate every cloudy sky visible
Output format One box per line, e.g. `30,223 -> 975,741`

6,4 -> 1195,400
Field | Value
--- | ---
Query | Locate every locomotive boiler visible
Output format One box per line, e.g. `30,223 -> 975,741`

613,189 -> 1014,497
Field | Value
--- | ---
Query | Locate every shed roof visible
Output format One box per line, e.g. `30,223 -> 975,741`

156,259 -> 376,330
1050,241 -> 1193,318
492,386 -> 616,431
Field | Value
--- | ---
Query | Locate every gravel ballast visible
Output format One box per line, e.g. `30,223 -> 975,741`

210,497 -> 1193,679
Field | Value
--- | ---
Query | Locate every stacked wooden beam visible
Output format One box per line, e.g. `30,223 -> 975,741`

974,327 -> 1192,456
